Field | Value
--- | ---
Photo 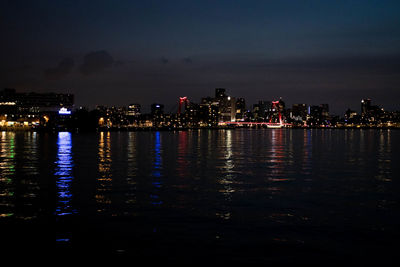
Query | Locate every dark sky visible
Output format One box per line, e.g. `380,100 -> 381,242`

1,0 -> 400,114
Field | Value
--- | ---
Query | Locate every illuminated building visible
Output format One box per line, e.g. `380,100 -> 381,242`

151,103 -> 164,115
307,104 -> 330,126
215,88 -> 226,99
213,88 -> 236,122
320,104 -> 329,119
252,100 -> 271,121
199,97 -> 219,126
96,105 -> 128,128
127,103 -> 141,116
219,96 -> 236,122
345,109 -> 358,119
360,99 -> 383,123
59,107 -> 72,115
183,102 -> 200,127
309,106 -> 322,121
291,104 -> 308,121
235,98 -> 246,121
277,98 -> 285,114
361,98 -> 371,116
269,101 -> 283,124
126,104 -> 141,127
0,88 -> 74,128
151,103 -> 165,127
2,87 -> 399,130
0,88 -> 73,114
178,97 -> 189,114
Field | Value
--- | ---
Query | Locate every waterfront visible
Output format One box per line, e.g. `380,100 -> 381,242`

0,129 -> 399,264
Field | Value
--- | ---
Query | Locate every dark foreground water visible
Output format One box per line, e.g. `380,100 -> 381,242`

0,129 -> 399,264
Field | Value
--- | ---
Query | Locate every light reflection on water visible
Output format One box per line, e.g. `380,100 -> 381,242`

96,131 -> 112,214
0,129 -> 398,263
0,132 -> 41,220
151,131 -> 163,206
376,130 -> 392,182
176,131 -> 189,180
126,132 -> 137,207
0,132 -> 15,218
302,129 -> 312,176
216,130 -> 235,220
266,129 -> 287,181
55,132 -> 76,216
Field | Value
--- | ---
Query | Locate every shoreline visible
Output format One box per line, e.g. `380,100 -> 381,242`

1,126 -> 399,132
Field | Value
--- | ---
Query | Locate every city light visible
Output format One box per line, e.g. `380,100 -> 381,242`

59,107 -> 71,115
1,88 -> 399,130
0,102 -> 16,105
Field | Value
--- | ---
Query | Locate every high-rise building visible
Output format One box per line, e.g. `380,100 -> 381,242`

278,98 -> 285,113
320,104 -> 329,119
292,104 -> 308,121
344,109 -> 358,120
0,88 -> 74,114
259,101 -> 271,120
310,105 -> 322,120
207,88 -> 237,122
307,104 -> 328,124
215,88 -> 226,99
151,103 -> 165,127
184,102 -> 200,127
199,97 -> 219,126
217,93 -> 236,122
235,98 -> 246,121
361,99 -> 371,116
151,103 -> 164,115
127,103 -> 141,116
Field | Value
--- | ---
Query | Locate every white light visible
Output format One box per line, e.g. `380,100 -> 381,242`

59,107 -> 71,115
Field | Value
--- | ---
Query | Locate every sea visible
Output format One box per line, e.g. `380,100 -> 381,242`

0,129 -> 399,264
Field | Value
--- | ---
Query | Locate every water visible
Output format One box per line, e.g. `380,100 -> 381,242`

0,129 -> 399,264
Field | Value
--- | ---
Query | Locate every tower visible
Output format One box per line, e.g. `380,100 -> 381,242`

178,97 -> 189,114
361,99 -> 371,116
215,88 -> 226,99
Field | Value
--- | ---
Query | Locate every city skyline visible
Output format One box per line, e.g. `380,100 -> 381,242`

1,0 -> 400,114
2,87 -> 399,130
1,86 -> 394,116
1,1 -> 400,262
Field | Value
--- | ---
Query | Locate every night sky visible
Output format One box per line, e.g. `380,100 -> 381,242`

1,0 -> 400,114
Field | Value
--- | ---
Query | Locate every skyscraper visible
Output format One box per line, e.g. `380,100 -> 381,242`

151,103 -> 164,127
215,88 -> 226,99
361,99 -> 371,116
235,98 -> 246,121
151,103 -> 164,115
292,104 -> 308,121
320,104 -> 329,119
127,103 -> 141,116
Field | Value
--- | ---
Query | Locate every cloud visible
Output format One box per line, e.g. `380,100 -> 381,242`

183,57 -> 193,64
44,58 -> 74,79
113,60 -> 135,67
0,64 -> 41,89
160,57 -> 169,64
80,50 -> 114,75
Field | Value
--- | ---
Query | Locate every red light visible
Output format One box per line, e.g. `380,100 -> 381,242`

178,97 -> 189,114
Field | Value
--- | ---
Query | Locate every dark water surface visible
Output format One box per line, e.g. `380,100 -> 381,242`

1,129 -> 399,264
